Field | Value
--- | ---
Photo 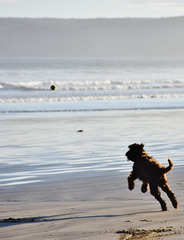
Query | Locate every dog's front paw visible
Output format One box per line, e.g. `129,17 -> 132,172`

128,183 -> 135,190
128,177 -> 135,190
141,182 -> 148,193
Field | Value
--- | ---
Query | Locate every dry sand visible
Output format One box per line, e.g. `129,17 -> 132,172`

0,167 -> 183,240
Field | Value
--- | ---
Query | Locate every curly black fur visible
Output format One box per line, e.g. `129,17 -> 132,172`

126,143 -> 178,211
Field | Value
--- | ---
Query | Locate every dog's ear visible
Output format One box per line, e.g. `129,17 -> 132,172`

128,143 -> 144,150
128,143 -> 142,149
128,143 -> 136,149
140,143 -> 144,149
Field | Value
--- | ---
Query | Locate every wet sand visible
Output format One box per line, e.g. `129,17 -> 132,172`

0,168 -> 183,240
0,109 -> 184,239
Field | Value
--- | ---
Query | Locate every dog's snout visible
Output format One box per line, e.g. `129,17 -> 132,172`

125,150 -> 129,156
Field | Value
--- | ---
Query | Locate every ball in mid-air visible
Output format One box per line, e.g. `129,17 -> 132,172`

50,85 -> 56,90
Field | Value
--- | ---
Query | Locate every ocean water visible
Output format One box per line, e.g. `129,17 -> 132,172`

1,57 -> 184,112
0,57 -> 184,187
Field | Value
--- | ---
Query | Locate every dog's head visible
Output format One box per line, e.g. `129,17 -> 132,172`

125,143 -> 144,162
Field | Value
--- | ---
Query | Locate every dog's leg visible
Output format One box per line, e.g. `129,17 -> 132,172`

160,183 -> 178,209
128,171 -> 137,190
141,182 -> 148,193
149,183 -> 167,211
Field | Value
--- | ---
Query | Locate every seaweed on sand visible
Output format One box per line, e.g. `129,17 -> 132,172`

116,227 -> 177,240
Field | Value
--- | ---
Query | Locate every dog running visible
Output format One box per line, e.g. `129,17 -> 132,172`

125,143 -> 178,211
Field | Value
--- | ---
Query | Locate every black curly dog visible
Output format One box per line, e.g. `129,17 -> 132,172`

125,143 -> 178,211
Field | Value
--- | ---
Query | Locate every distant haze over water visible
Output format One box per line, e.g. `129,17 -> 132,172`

0,17 -> 184,57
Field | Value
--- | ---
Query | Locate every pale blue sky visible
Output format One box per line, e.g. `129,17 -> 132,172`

0,0 -> 184,18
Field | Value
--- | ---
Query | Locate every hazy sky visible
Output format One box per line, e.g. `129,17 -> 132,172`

0,0 -> 184,18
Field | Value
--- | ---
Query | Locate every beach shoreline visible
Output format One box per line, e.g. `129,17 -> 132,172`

0,109 -> 184,239
0,167 -> 183,240
1,54 -> 184,239
1,109 -> 184,187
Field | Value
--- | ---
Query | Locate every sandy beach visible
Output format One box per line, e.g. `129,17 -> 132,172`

0,109 -> 184,239
0,169 -> 184,240
0,169 -> 183,240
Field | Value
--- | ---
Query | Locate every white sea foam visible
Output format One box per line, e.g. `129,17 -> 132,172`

1,93 -> 184,104
1,78 -> 184,91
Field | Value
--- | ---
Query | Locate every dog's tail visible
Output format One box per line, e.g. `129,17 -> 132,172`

162,158 -> 173,174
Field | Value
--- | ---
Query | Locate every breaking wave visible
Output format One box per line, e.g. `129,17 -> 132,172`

1,78 -> 184,104
1,57 -> 184,111
1,79 -> 184,91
